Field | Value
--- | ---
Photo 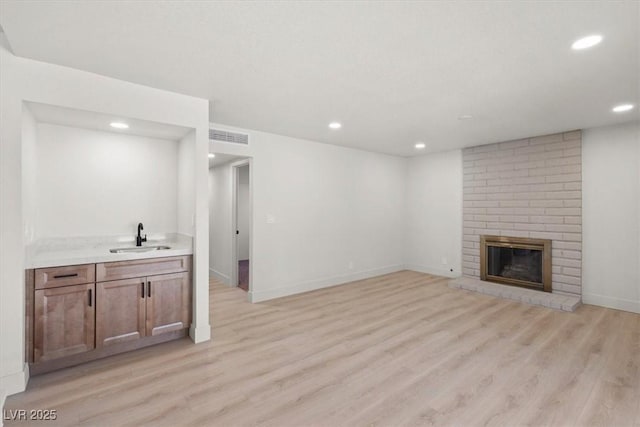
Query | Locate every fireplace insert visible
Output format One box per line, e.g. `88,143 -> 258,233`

480,235 -> 551,292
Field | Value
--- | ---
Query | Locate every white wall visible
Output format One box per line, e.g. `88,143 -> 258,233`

209,162 -> 233,285
177,130 -> 196,237
405,150 -> 463,277
210,124 -> 407,302
34,124 -> 178,238
583,121 -> 640,313
237,165 -> 250,261
21,104 -> 38,245
0,42 -> 210,405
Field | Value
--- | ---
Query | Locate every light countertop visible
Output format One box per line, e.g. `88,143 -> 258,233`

25,233 -> 193,269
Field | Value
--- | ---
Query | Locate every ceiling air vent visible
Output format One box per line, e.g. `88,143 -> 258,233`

209,128 -> 249,145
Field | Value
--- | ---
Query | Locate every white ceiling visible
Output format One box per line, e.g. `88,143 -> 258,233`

26,102 -> 192,141
2,1 -> 638,156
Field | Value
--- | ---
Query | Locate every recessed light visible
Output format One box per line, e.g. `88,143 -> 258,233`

110,121 -> 129,129
329,122 -> 342,129
208,153 -> 215,158
571,35 -> 603,50
612,104 -> 634,113
458,114 -> 473,120
415,142 -> 426,149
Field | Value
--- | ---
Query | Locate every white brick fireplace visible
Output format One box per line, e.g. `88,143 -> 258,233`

462,131 -> 582,297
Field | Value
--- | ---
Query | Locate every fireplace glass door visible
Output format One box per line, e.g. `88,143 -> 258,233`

480,235 -> 552,292
487,246 -> 542,284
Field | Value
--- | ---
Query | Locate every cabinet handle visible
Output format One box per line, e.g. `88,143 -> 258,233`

147,281 -> 151,298
54,273 -> 78,279
141,282 -> 145,298
88,289 -> 92,307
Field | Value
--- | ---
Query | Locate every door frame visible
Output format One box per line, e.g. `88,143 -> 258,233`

230,158 -> 252,293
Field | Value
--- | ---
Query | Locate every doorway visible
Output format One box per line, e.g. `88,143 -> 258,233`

209,154 -> 251,296
232,161 -> 251,292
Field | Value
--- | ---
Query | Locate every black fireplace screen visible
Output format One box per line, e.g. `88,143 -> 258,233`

486,246 -> 543,284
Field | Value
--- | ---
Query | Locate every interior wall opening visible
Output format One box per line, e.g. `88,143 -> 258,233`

208,154 -> 252,296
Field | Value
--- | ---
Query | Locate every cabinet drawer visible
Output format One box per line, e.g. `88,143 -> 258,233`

97,256 -> 191,282
35,264 -> 96,290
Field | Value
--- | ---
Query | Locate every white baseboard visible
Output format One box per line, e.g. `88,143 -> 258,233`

209,268 -> 230,286
582,293 -> 640,314
405,264 -> 460,278
1,365 -> 29,426
189,324 -> 211,344
248,264 -> 405,303
0,363 -> 29,399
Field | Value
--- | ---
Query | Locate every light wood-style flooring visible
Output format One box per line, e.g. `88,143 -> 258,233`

5,270 -> 640,426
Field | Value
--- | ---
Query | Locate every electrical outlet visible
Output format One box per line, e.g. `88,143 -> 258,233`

441,257 -> 448,265
348,261 -> 354,270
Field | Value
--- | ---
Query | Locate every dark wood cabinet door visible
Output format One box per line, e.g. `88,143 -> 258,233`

96,278 -> 146,348
146,272 -> 190,336
34,283 -> 95,362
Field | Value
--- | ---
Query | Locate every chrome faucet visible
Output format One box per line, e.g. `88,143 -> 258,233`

136,222 -> 147,247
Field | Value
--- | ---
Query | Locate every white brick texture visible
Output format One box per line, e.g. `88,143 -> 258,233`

462,131 -> 582,296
